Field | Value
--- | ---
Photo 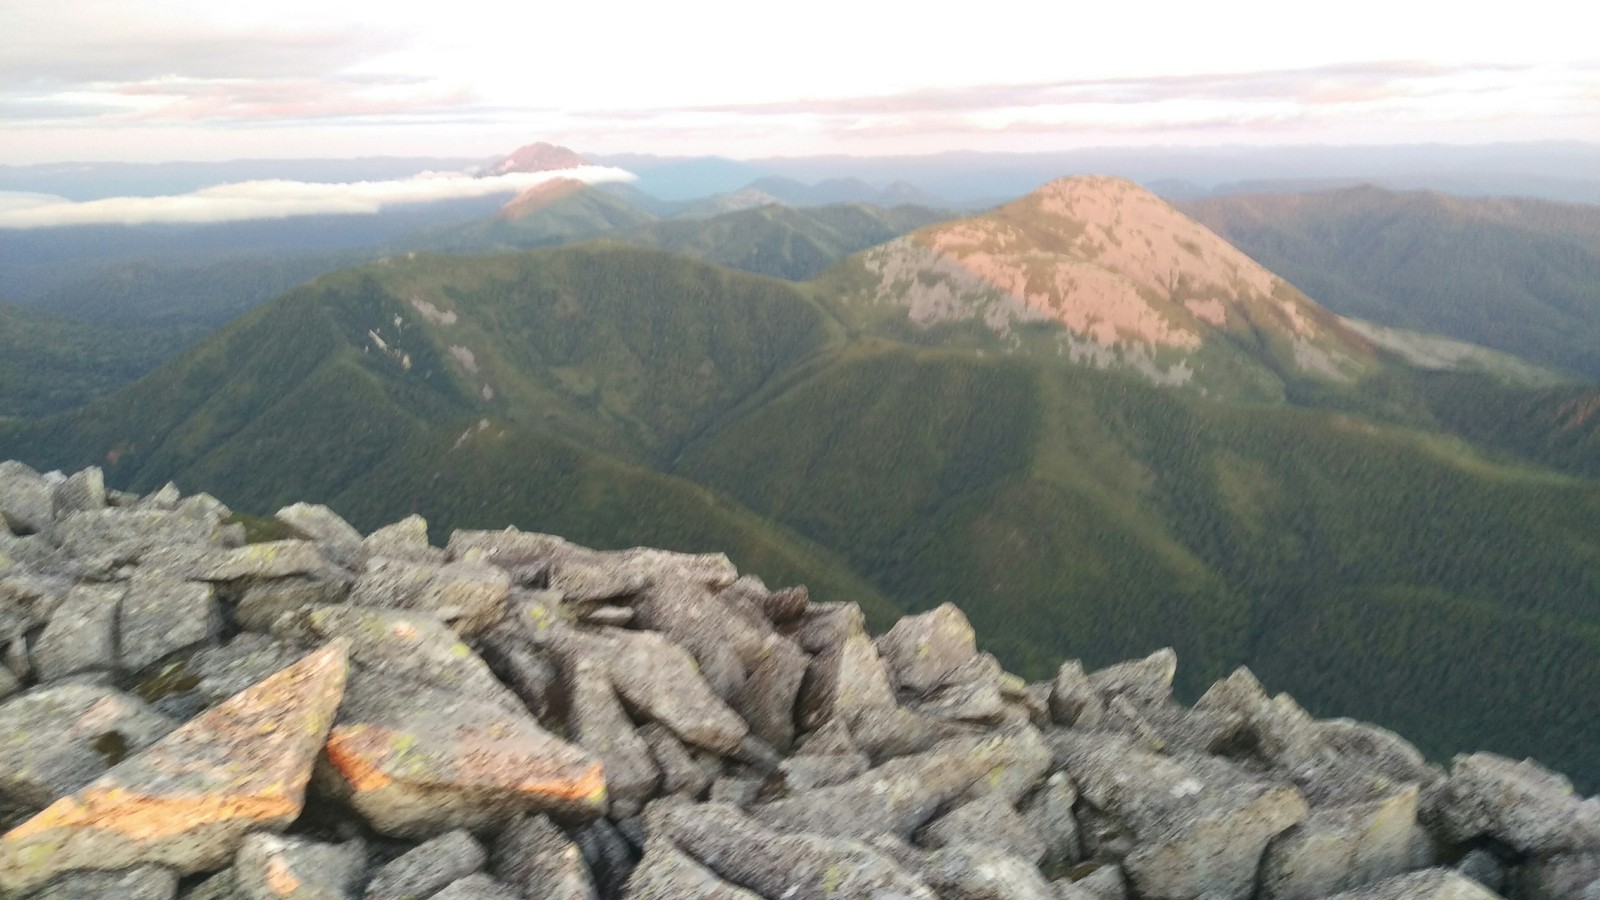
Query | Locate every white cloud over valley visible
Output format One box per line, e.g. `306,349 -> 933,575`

0,166 -> 634,228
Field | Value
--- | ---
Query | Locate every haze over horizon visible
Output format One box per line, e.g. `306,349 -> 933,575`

3,0 -> 1598,165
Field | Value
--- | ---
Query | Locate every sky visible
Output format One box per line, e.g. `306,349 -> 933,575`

2,0 -> 1597,165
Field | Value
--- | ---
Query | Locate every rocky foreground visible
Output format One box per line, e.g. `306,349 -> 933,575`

0,462 -> 1597,899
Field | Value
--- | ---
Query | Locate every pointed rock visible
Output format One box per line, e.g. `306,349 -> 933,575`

0,641 -> 349,894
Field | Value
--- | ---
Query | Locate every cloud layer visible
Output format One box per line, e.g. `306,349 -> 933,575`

0,166 -> 633,229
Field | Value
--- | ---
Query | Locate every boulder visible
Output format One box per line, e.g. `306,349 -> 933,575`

1320,868 -> 1499,899
728,634 -> 807,750
1088,648 -> 1177,708
777,719 -> 872,792
911,652 -> 1007,723
275,605 -> 524,714
200,541 -> 332,581
347,557 -> 509,638
0,641 -> 349,894
234,833 -> 366,900
1259,787 -> 1419,900
431,874 -> 523,900
491,813 -> 596,899
52,467 -> 106,519
754,730 -> 1049,843
0,683 -> 175,807
1049,661 -> 1104,728
641,724 -> 713,799
321,671 -> 604,837
363,829 -> 487,900
363,515 -> 447,565
1022,772 -> 1083,877
623,836 -> 762,898
234,576 -> 352,633
275,503 -> 364,558
118,572 -> 221,674
1051,730 -> 1308,900
31,583 -> 123,681
1421,752 -> 1600,855
0,461 -> 52,535
649,800 -> 937,899
875,603 -> 980,695
27,864 -> 179,899
920,794 -> 1047,864
922,845 -> 1057,900
575,628 -> 750,756
561,653 -> 660,818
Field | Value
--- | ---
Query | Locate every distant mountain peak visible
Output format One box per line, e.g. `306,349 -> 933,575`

852,174 -> 1374,393
483,142 -> 587,177
496,176 -> 589,220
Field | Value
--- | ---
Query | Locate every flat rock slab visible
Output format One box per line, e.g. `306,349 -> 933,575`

0,641 -> 349,895
347,557 -> 509,638
363,828 -> 487,900
25,863 -> 178,899
322,672 -> 605,838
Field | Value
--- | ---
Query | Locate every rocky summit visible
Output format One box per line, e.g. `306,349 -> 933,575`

0,463 -> 1597,899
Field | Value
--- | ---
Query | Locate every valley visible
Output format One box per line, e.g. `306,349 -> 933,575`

4,175 -> 1599,790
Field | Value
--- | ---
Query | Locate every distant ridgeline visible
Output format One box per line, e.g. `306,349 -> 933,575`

2,176 -> 1599,810
0,463 -> 1597,899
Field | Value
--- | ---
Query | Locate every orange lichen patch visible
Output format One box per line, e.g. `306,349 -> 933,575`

323,727 -> 399,793
499,177 -> 586,220
1185,299 -> 1228,326
266,856 -> 301,895
4,791 -> 299,843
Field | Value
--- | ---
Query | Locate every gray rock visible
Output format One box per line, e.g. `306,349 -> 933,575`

179,634 -> 305,711
922,845 -> 1057,900
491,814 -> 596,899
28,865 -> 178,899
118,572 -> 221,674
1088,648 -> 1177,708
778,720 -> 872,792
51,508 -> 227,572
1515,851 -> 1600,900
729,633 -> 807,750
1452,849 -> 1506,895
920,794 -> 1047,864
561,653 -> 659,818
1320,868 -> 1499,900
641,724 -> 713,799
178,869 -> 237,900
275,605 -> 524,714
876,603 -> 980,695
364,515 -> 447,565
52,467 -> 106,519
0,683 -> 175,807
364,828 -> 487,900
430,874 -> 522,900
708,775 -> 764,808
32,583 -> 123,681
201,540 -> 333,581
1062,865 -> 1127,900
573,819 -> 636,899
1051,730 -> 1308,900
581,628 -> 750,756
234,576 -> 352,633
754,730 -> 1049,844
1049,661 -> 1104,728
321,672 -> 604,837
1023,772 -> 1083,877
1259,787 -> 1420,900
1421,752 -> 1600,855
911,652 -> 1007,723
797,613 -> 895,732
0,665 -> 17,703
476,631 -> 561,722
348,557 -> 509,638
623,836 -> 761,899
275,502 -> 364,560
234,833 -> 365,899
0,461 -> 53,535
649,800 -> 936,899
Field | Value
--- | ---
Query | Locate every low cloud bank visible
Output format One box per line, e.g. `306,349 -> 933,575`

0,165 -> 634,229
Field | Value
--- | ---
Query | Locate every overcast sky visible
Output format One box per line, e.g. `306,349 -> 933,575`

2,0 -> 1597,164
